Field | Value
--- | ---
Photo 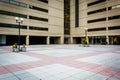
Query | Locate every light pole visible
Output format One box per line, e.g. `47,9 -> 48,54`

84,27 -> 88,44
15,17 -> 24,51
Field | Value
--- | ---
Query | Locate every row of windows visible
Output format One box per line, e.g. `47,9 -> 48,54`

108,15 -> 120,20
88,15 -> 120,23
0,0 -> 27,8
1,23 -> 119,32
88,4 -> 120,15
88,26 -> 120,32
88,28 -> 106,32
0,23 -> 27,29
0,23 -> 48,31
88,8 -> 106,15
0,10 -> 48,22
29,16 -> 48,22
0,10 -> 27,18
88,18 -> 106,23
38,0 -> 48,3
29,5 -> 48,13
29,26 -> 48,31
108,4 -> 120,10
1,0 -> 49,13
108,26 -> 120,30
88,0 -> 106,7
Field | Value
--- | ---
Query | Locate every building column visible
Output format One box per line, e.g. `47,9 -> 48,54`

70,37 -> 73,44
85,32 -> 89,44
86,36 -> 89,44
26,35 -> 29,45
60,36 -> 64,44
47,36 -> 50,45
106,35 -> 109,44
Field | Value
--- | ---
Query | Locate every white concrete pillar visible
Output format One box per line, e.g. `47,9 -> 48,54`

106,35 -> 109,44
47,36 -> 50,45
70,37 -> 73,44
86,36 -> 89,44
60,36 -> 64,44
26,35 -> 29,45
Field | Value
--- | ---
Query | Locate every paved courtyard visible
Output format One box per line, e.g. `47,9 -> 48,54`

0,45 -> 120,80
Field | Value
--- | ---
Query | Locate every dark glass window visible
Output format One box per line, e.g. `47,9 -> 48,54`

0,0 -> 9,3
0,10 -> 27,18
29,5 -> 48,13
88,0 -> 106,7
75,0 -> 79,27
108,15 -> 120,20
0,0 -> 27,8
64,0 -> 70,35
88,18 -> 106,23
29,16 -> 48,22
108,5 -> 120,10
0,23 -> 27,29
10,0 -> 19,5
29,26 -> 48,31
38,0 -> 48,3
88,28 -> 106,32
108,7 -> 112,10
88,8 -> 106,15
19,3 -> 27,8
108,26 -> 120,30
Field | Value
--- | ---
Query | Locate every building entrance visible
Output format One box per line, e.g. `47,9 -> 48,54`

29,36 -> 47,45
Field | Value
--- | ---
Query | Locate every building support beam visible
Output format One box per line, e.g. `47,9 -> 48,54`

106,35 -> 109,45
60,36 -> 64,44
26,35 -> 29,45
47,36 -> 50,45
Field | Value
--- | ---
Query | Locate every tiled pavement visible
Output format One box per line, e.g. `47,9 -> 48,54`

0,45 -> 120,80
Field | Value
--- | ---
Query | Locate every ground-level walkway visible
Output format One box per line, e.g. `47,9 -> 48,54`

0,45 -> 120,80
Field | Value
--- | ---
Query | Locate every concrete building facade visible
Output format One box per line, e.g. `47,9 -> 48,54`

0,0 -> 64,45
0,0 -> 120,45
71,0 -> 120,45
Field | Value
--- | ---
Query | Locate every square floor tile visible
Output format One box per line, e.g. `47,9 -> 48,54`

76,53 -> 120,68
0,53 -> 39,66
31,49 -> 92,57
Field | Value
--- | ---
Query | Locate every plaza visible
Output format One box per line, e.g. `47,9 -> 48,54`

0,0 -> 120,79
0,45 -> 120,80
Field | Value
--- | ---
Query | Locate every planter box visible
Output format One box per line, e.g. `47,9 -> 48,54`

83,44 -> 90,47
12,48 -> 19,52
21,47 -> 26,52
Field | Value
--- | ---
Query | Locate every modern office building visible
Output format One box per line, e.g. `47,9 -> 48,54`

71,0 -> 120,45
0,0 -> 120,45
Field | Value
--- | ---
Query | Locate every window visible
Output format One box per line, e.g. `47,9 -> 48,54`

0,0 -> 9,3
64,0 -> 70,35
38,0 -> 48,3
29,16 -> 48,22
88,8 -> 106,15
88,0 -> 106,7
29,26 -> 48,31
19,3 -> 27,8
88,28 -> 106,32
108,4 -> 120,10
0,10 -> 27,18
108,15 -> 120,20
10,0 -> 19,5
0,0 -> 27,8
88,18 -> 106,23
75,0 -> 79,27
0,23 -> 27,29
29,5 -> 48,13
108,26 -> 120,30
